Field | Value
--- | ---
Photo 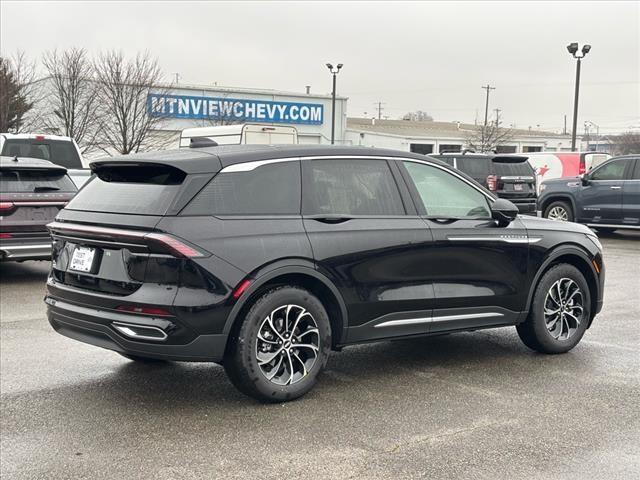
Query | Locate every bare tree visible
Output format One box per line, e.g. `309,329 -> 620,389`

465,113 -> 514,152
401,110 -> 434,122
93,50 -> 169,155
0,52 -> 40,132
611,131 -> 640,155
41,48 -> 99,152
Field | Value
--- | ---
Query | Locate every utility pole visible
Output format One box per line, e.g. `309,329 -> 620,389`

481,84 -> 495,151
481,84 -> 495,127
563,114 -> 567,135
494,108 -> 502,125
374,101 -> 385,120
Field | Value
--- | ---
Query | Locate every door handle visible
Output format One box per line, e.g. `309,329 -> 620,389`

610,186 -> 622,190
307,215 -> 352,224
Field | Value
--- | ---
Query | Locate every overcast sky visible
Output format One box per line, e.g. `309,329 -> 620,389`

1,1 -> 638,133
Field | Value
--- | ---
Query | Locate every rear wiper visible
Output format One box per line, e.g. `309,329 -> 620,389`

33,186 -> 60,192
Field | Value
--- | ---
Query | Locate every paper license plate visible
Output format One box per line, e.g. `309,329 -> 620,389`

514,183 -> 524,191
70,246 -> 96,273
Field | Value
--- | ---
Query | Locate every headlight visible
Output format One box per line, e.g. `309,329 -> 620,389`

586,233 -> 603,251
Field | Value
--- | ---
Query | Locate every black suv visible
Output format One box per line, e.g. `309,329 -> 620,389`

539,155 -> 640,233
0,156 -> 77,261
46,145 -> 604,402
432,153 -> 537,214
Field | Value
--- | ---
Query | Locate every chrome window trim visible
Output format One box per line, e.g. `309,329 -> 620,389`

219,155 -> 495,202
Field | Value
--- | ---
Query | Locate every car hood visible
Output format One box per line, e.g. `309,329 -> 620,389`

519,215 -> 593,235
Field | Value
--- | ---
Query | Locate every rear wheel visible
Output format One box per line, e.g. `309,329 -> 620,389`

224,286 -> 332,403
544,200 -> 573,222
517,264 -> 591,354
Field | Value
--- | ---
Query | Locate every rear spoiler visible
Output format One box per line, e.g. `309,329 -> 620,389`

491,155 -> 529,163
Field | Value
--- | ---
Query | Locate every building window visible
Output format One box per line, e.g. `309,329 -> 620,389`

410,144 -> 434,155
439,144 -> 462,153
523,146 -> 543,152
495,145 -> 517,153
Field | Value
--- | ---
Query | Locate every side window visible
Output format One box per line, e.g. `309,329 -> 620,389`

304,159 -> 405,216
403,161 -> 491,218
183,161 -> 301,215
590,159 -> 627,181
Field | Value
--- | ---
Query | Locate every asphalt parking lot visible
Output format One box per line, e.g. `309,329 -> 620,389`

1,231 -> 638,479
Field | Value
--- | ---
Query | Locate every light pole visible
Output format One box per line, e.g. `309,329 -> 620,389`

567,42 -> 591,151
326,63 -> 343,144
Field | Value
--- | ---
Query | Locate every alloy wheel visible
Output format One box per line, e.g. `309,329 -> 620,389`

255,304 -> 320,385
544,278 -> 584,340
547,206 -> 569,221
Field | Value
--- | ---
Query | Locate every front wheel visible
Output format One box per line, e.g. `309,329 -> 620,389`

224,286 -> 332,403
517,264 -> 591,354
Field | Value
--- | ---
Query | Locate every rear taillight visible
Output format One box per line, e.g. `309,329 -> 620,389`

145,233 -> 205,258
579,161 -> 586,175
486,175 -> 498,191
116,305 -> 172,317
0,233 -> 12,239
35,135 -> 46,140
0,202 -> 15,212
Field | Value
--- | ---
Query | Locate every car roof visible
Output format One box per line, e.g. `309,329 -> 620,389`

90,145 -> 449,174
1,133 -> 75,142
0,156 -> 67,171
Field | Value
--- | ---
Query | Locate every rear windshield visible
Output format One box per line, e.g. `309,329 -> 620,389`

492,160 -> 534,176
0,169 -> 77,193
1,139 -> 82,169
65,165 -> 184,215
456,158 -> 492,176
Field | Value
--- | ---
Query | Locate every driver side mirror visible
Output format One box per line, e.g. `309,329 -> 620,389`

491,198 -> 519,227
581,174 -> 591,186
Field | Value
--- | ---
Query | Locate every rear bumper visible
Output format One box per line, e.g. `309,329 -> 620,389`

0,239 -> 51,261
45,296 -> 227,362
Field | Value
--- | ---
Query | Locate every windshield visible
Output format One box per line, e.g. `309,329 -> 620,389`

0,169 -> 77,193
1,139 -> 82,169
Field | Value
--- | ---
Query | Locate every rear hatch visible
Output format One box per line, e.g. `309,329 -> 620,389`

49,162 -> 213,297
0,164 -> 76,241
490,155 -> 536,201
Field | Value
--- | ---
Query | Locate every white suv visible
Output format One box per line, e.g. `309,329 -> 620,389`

0,133 -> 90,187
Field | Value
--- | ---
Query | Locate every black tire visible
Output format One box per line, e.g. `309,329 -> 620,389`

517,264 -> 591,354
224,286 -> 332,403
118,353 -> 167,363
543,200 -> 574,222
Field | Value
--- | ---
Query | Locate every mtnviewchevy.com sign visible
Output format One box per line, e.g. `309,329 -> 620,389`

147,93 -> 324,125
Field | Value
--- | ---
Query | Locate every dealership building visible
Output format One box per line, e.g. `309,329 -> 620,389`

147,83 -> 348,147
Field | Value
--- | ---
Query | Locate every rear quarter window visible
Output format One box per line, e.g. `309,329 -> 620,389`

182,161 -> 301,216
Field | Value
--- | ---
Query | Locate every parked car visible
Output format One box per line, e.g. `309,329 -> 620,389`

525,151 -> 611,192
45,145 -> 604,402
539,154 -> 640,233
431,153 -> 537,214
0,133 -> 91,188
0,156 -> 77,261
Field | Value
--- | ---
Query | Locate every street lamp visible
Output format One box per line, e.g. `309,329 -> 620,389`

567,43 -> 591,150
585,120 -> 600,151
326,63 -> 343,144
